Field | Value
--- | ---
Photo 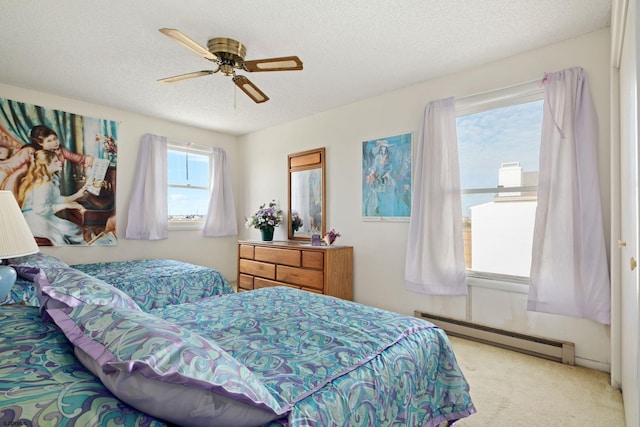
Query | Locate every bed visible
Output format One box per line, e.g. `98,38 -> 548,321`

70,258 -> 235,310
2,254 -> 235,310
0,254 -> 476,426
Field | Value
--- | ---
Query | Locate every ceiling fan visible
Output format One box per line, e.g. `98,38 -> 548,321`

157,28 -> 303,104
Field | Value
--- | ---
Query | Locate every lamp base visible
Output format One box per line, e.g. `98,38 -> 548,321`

0,265 -> 17,302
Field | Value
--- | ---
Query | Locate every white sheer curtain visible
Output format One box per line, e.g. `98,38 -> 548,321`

527,66 -> 611,325
125,134 -> 168,240
203,147 -> 238,237
405,97 -> 468,295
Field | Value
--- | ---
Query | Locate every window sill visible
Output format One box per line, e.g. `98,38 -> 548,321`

168,221 -> 205,231
466,271 -> 529,294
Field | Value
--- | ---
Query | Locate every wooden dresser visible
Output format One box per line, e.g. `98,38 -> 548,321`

237,241 -> 353,300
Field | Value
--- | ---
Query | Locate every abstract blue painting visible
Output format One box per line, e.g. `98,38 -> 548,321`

362,133 -> 412,220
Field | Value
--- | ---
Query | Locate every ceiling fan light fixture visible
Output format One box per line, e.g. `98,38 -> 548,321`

220,63 -> 235,76
233,75 -> 269,103
159,28 -> 217,61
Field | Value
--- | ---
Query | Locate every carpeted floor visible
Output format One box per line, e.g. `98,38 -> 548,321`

448,336 -> 626,426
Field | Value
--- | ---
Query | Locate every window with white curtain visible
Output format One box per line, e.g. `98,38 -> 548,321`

456,85 -> 543,281
167,141 -> 212,227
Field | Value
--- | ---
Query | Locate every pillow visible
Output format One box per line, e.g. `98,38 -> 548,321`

48,305 -> 285,427
8,252 -> 69,269
35,266 -> 141,312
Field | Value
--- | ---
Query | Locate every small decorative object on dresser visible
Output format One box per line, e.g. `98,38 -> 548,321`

238,240 -> 353,300
322,229 -> 341,246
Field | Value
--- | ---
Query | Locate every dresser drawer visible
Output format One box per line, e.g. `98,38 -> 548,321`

254,277 -> 300,290
302,251 -> 324,269
238,273 -> 254,290
255,246 -> 301,266
276,266 -> 324,290
239,259 -> 276,279
239,244 -> 255,259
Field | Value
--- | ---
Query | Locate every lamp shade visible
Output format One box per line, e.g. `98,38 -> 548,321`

0,191 -> 39,259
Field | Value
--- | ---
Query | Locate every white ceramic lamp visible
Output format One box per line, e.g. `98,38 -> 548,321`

0,191 -> 39,301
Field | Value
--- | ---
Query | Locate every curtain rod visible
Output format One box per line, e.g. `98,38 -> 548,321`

454,77 -> 544,102
167,138 -> 215,153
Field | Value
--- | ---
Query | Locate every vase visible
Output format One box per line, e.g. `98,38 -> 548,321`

261,228 -> 274,241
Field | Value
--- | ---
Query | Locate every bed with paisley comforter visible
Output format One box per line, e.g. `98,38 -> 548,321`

70,258 -> 234,310
3,256 -> 234,310
0,254 -> 475,426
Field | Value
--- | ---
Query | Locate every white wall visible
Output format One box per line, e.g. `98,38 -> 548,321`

0,83 -> 241,282
238,29 -> 613,371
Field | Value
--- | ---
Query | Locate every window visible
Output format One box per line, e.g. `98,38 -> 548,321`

167,142 -> 212,226
456,88 -> 543,279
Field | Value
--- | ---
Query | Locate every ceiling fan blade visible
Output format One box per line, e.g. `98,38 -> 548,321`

159,28 -> 217,61
243,56 -> 303,72
157,70 -> 215,84
233,75 -> 269,103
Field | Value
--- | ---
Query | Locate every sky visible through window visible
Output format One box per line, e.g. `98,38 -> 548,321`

457,99 -> 543,218
168,150 -> 210,217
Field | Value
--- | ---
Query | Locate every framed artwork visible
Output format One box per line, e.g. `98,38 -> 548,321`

0,97 -> 118,246
362,132 -> 412,221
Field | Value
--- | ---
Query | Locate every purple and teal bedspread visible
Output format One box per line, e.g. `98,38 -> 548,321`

71,259 -> 234,310
0,305 -> 165,426
1,284 -> 474,426
153,287 -> 476,426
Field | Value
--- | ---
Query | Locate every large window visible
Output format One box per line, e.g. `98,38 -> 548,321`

167,142 -> 211,224
456,93 -> 543,279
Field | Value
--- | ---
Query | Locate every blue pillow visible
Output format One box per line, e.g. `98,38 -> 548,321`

48,305 -> 285,427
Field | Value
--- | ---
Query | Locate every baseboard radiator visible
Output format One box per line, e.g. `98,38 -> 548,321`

415,311 -> 575,365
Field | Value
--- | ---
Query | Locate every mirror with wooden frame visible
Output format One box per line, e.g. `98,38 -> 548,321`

288,147 -> 326,240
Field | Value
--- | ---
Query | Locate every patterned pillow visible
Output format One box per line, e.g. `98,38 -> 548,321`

8,252 -> 69,269
36,266 -> 141,312
48,305 -> 285,427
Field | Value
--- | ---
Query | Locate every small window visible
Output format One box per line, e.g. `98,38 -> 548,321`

457,94 -> 543,279
167,142 -> 212,225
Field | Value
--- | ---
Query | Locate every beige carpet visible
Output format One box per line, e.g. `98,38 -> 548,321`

448,336 -> 625,426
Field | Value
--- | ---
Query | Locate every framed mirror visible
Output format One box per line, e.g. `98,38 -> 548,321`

288,147 -> 326,240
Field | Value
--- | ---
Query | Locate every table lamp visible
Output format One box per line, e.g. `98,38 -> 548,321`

0,191 -> 39,301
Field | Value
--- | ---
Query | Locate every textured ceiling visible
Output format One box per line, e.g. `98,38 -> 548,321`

0,1 -> 611,136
